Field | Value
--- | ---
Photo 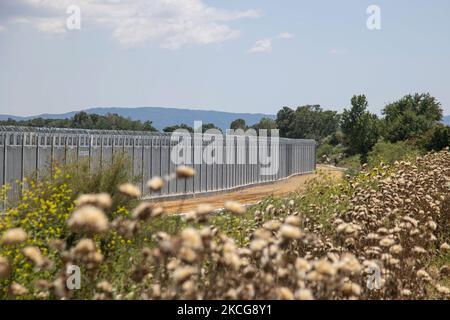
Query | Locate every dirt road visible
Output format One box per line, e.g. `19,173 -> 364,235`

158,165 -> 344,214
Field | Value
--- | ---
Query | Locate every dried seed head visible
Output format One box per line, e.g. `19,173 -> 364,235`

284,216 -> 301,226
132,202 -> 163,220
1,228 -> 27,245
249,239 -> 267,252
277,287 -> 294,300
263,220 -> 282,231
10,282 -> 29,296
341,282 -> 361,296
314,259 -> 336,276
379,237 -> 395,247
224,201 -> 246,215
97,281 -> 113,293
173,266 -> 197,284
176,166 -> 196,178
0,256 -> 11,278
118,183 -> 141,198
181,228 -> 203,251
295,289 -> 314,300
147,176 -> 164,191
22,246 -> 45,267
196,204 -> 214,216
440,243 -> 450,251
68,205 -> 109,234
279,224 -> 303,240
295,258 -> 312,272
73,238 -> 96,255
75,193 -> 112,209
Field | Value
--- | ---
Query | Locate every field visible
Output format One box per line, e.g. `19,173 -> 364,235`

0,150 -> 449,300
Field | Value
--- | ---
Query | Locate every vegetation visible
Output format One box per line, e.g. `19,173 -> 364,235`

0,112 -> 157,132
0,150 -> 448,299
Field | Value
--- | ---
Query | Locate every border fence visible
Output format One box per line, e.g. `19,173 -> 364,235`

0,126 -> 316,201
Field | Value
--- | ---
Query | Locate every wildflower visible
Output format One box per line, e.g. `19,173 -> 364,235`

295,289 -> 314,300
224,201 -> 246,215
435,284 -> 450,295
68,205 -> 109,234
118,183 -> 141,198
277,287 -> 294,300
413,246 -> 427,254
262,220 -> 281,231
0,256 -> 10,278
379,237 -> 395,247
10,283 -> 29,296
22,246 -> 45,267
1,228 -> 27,245
389,244 -> 403,254
176,166 -> 196,178
401,289 -> 412,297
173,266 -> 197,284
147,176 -> 164,191
132,202 -> 163,220
75,193 -> 112,209
181,228 -> 203,250
196,204 -> 214,216
97,281 -> 113,293
279,224 -> 302,240
284,216 -> 301,226
249,239 -> 267,252
341,282 -> 361,296
314,259 -> 336,276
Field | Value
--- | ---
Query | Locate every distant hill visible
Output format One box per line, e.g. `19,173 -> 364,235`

443,115 -> 450,126
0,107 -> 276,131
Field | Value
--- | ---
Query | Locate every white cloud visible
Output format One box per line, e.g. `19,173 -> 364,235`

278,32 -> 294,39
329,48 -> 338,55
0,0 -> 260,49
247,39 -> 272,54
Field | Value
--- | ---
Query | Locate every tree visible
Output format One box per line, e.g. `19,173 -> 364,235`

276,105 -> 340,141
251,117 -> 277,132
163,124 -> 193,133
341,95 -> 380,163
230,119 -> 246,131
421,124 -> 450,151
276,107 -> 295,138
382,93 -> 443,142
202,123 -> 222,133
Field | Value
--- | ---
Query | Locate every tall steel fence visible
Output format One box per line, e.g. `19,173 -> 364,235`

0,126 -> 316,201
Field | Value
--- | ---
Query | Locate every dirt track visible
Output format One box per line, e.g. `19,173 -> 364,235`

159,165 -> 344,214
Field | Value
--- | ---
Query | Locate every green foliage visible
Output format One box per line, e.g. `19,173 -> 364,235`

250,117 -> 277,131
421,124 -> 450,151
162,123 -> 194,133
276,105 -> 340,141
382,93 -> 443,142
230,118 -> 247,130
341,95 -> 380,163
367,140 -> 421,166
0,112 -> 157,132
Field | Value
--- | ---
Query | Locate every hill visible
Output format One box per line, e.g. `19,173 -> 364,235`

0,107 -> 275,131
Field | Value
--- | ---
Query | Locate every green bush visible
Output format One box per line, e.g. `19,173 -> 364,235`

421,124 -> 450,151
367,140 -> 421,167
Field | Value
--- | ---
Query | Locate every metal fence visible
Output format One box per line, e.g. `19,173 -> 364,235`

0,126 -> 316,201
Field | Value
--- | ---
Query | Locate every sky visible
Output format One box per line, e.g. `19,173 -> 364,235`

0,0 -> 449,117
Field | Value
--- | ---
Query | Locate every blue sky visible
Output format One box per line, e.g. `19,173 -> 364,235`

0,0 -> 449,117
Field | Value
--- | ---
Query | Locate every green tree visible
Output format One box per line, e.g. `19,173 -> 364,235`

276,107 -> 295,138
202,123 -> 222,133
251,117 -> 277,131
230,118 -> 246,131
382,93 -> 443,142
421,124 -> 450,151
163,124 -> 194,133
341,95 -> 380,164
